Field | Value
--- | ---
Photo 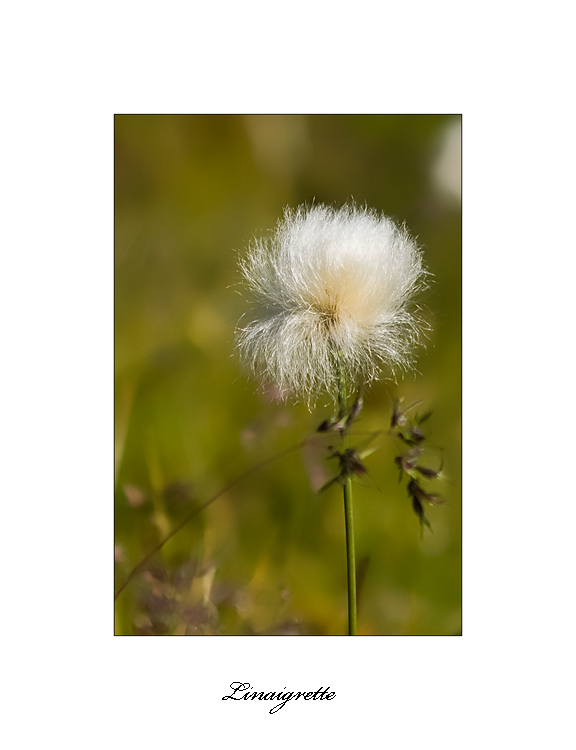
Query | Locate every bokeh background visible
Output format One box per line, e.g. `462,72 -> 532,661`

114,114 -> 461,635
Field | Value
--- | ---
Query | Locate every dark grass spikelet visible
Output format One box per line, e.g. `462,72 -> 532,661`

317,392 -> 370,492
391,398 -> 444,531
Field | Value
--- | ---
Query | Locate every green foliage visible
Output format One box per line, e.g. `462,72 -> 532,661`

114,114 -> 461,635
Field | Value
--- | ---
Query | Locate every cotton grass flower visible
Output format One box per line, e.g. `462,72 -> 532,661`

236,203 -> 429,404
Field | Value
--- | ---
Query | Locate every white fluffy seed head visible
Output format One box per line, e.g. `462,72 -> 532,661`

236,203 -> 430,405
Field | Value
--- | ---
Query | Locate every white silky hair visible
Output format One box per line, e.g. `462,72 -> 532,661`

236,203 -> 429,405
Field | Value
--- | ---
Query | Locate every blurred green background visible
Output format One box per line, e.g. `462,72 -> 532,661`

114,114 -> 461,635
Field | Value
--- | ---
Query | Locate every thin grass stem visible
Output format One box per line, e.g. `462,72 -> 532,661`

114,439 -> 308,601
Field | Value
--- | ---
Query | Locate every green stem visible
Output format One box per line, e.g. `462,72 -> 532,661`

337,353 -> 357,635
343,474 -> 357,635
